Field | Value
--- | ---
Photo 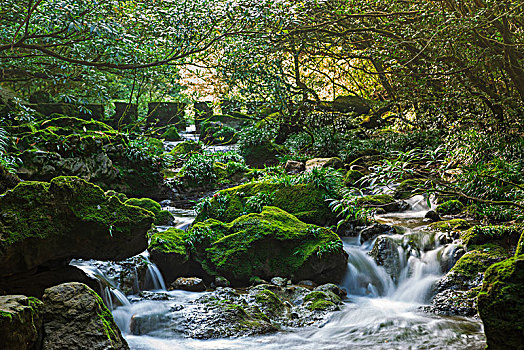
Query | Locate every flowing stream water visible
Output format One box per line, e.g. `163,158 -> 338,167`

101,195 -> 485,349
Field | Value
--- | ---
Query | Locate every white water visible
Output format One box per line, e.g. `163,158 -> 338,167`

102,195 -> 485,349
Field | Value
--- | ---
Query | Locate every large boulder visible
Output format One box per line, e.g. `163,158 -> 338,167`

42,282 -> 129,350
194,181 -> 337,226
191,207 -> 347,285
0,176 -> 154,277
331,95 -> 371,115
13,116 -> 166,199
0,295 -> 43,350
478,255 -> 524,350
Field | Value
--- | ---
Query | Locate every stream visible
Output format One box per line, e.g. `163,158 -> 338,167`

75,128 -> 486,349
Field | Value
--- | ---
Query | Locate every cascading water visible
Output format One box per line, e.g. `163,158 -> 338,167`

106,194 -> 485,349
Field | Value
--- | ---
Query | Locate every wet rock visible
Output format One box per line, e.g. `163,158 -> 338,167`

478,255 -> 524,350
172,277 -> 206,292
369,236 -> 402,282
130,310 -> 171,335
270,277 -> 289,287
42,282 -> 128,350
296,280 -> 317,289
0,295 -> 43,350
427,244 -> 508,317
0,177 -> 154,277
359,223 -> 395,244
187,288 -> 276,338
314,283 -> 347,299
305,157 -> 343,171
214,276 -> 231,288
284,160 -> 305,174
425,210 -> 441,222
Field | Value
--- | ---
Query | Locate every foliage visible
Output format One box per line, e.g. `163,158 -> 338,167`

328,188 -> 375,230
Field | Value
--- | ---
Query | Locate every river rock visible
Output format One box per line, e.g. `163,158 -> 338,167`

305,157 -> 343,171
0,176 -> 154,277
284,160 -> 305,174
0,295 -> 43,350
172,277 -> 206,292
270,277 -> 289,287
359,223 -> 396,244
424,210 -> 441,222
478,255 -> 524,350
214,276 -> 231,287
41,282 -> 128,350
191,207 -> 348,285
369,236 -> 402,282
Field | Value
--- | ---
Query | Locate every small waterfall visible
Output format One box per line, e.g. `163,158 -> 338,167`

72,263 -> 131,310
142,253 -> 167,291
342,245 -> 394,297
145,263 -> 167,290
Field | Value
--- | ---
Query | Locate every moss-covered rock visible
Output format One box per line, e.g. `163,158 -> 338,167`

343,169 -> 364,187
460,225 -> 522,251
194,181 -> 337,226
13,116 -> 166,199
393,179 -> 425,199
356,194 -> 409,212
160,126 -> 182,141
436,200 -> 464,215
148,228 -> 197,283
0,176 -> 154,276
427,219 -> 472,232
124,197 -> 174,225
304,157 -> 343,171
0,295 -> 43,350
450,245 -> 508,279
478,255 -> 524,349
42,282 -> 129,350
303,290 -> 341,311
242,142 -> 284,168
168,140 -> 202,159
193,207 -> 347,285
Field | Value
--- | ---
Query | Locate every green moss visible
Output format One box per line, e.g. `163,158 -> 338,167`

436,200 -> 464,215
393,179 -> 425,199
356,194 -> 395,207
343,170 -> 364,186
125,198 -> 162,215
254,289 -> 285,316
161,126 -> 181,141
304,291 -> 339,311
0,176 -> 154,271
168,140 -> 201,158
194,181 -> 336,226
450,244 -> 508,279
149,228 -> 188,256
516,230 -> 524,256
461,225 -> 522,250
193,207 -> 345,283
427,219 -> 471,232
88,289 -> 119,345
0,310 -> 13,320
477,255 -> 524,349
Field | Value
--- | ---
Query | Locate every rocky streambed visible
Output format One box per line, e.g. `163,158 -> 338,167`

72,194 -> 486,350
